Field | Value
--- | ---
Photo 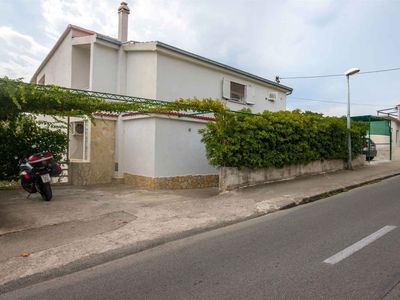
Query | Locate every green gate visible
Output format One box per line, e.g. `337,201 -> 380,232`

351,115 -> 392,160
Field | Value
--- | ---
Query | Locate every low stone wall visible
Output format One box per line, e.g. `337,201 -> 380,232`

70,162 -> 114,185
124,173 -> 219,189
219,157 -> 365,192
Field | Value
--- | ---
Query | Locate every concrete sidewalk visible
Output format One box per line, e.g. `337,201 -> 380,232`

1,160 -> 400,292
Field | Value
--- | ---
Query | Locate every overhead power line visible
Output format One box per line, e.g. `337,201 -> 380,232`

358,67 -> 400,75
280,74 -> 343,80
278,67 -> 400,80
288,96 -> 382,107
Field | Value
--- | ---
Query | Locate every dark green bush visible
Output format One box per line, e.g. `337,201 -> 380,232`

0,115 -> 67,181
200,110 -> 368,168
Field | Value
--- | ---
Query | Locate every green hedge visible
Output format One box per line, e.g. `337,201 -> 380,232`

200,110 -> 368,168
0,115 -> 67,181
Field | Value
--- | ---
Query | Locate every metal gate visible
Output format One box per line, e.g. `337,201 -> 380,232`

352,115 -> 392,162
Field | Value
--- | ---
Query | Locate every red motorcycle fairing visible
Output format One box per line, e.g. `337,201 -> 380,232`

20,171 -> 37,193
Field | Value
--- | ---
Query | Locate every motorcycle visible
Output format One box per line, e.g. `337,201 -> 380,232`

16,145 -> 62,201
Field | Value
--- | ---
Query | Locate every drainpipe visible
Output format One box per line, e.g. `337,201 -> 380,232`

390,120 -> 392,160
115,114 -> 124,178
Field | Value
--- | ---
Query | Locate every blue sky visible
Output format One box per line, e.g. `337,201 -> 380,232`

1,0 -> 399,116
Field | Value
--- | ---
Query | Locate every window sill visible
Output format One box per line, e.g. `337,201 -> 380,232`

69,159 -> 90,163
226,99 -> 254,106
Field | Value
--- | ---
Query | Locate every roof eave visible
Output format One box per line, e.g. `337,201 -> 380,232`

30,25 -> 97,83
30,25 -> 71,83
96,33 -> 122,46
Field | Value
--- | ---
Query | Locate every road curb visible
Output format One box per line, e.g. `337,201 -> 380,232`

1,172 -> 400,294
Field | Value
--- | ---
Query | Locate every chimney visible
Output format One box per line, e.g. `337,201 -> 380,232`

396,105 -> 400,120
118,2 -> 130,42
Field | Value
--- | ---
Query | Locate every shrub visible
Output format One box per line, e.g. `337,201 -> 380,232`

200,110 -> 368,168
0,114 -> 67,181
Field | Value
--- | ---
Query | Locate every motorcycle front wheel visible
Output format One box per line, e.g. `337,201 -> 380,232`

21,180 -> 36,193
39,182 -> 53,201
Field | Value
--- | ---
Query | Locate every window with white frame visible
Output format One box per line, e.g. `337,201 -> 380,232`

222,78 -> 254,104
69,118 -> 90,162
230,81 -> 245,102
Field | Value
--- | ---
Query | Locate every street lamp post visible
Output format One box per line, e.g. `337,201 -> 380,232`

345,67 -> 360,170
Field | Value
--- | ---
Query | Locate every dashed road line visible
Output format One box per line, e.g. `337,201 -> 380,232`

324,225 -> 396,265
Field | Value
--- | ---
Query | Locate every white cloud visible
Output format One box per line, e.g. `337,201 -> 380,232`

0,26 -> 48,54
41,0 -> 117,40
0,26 -> 49,80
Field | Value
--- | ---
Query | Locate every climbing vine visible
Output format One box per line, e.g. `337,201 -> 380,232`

0,77 -> 226,121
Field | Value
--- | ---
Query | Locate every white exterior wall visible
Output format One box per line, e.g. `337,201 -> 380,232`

154,118 -> 217,177
121,117 -> 156,177
91,43 -> 119,93
370,134 -> 390,160
156,52 -> 286,113
71,45 -> 90,89
391,121 -> 400,160
125,51 -> 157,99
36,31 -> 73,86
120,116 -> 217,178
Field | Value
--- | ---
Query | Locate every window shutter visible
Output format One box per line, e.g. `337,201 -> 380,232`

245,85 -> 255,103
222,78 -> 230,99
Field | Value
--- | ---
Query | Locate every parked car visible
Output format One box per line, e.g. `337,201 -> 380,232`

362,138 -> 377,161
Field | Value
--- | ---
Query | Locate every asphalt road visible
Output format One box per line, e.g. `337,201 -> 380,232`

2,176 -> 400,299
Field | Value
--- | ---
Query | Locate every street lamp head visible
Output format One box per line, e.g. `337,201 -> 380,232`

345,68 -> 360,76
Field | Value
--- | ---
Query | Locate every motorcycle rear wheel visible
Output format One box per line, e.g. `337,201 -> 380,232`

40,182 -> 52,201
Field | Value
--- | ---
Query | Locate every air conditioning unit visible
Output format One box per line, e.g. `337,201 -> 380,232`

71,121 -> 84,136
266,92 -> 278,102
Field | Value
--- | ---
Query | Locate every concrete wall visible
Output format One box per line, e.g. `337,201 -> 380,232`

156,52 -> 286,113
91,43 -> 119,93
120,115 -> 218,189
36,31 -> 73,86
120,115 -> 217,178
370,134 -> 391,161
154,118 -> 217,177
70,119 -> 115,185
219,157 -> 366,191
121,117 -> 156,177
125,51 -> 157,99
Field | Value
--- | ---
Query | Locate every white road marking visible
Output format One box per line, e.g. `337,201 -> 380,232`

323,225 -> 397,265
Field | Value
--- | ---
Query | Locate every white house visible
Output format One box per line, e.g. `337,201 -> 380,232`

31,2 -> 293,189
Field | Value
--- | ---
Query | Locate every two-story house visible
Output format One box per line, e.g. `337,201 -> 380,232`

31,2 -> 293,189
